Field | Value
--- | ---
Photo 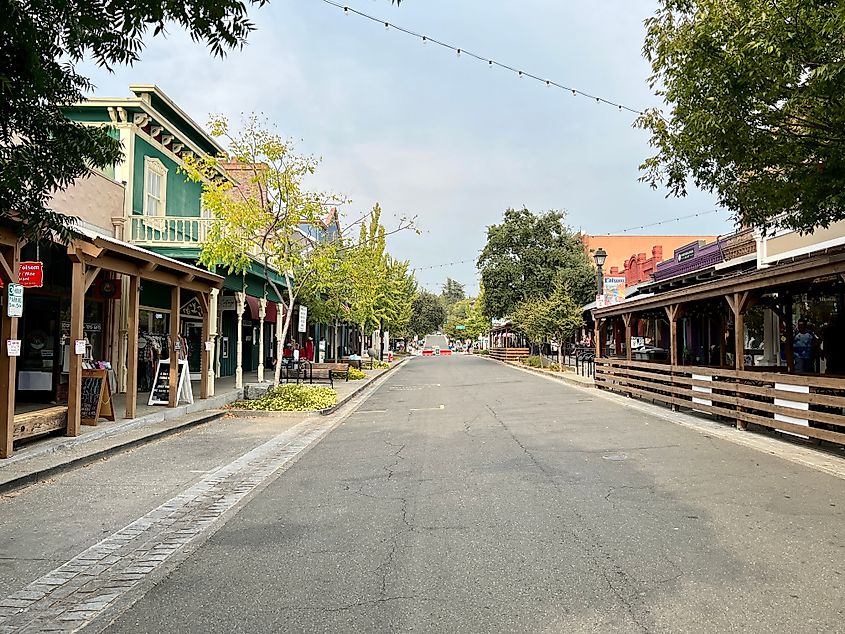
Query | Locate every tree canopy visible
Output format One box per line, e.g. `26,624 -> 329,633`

441,278 -> 466,307
444,296 -> 488,341
511,277 -> 583,371
476,208 -> 595,319
408,291 -> 447,338
637,0 -> 845,232
2,0 -> 266,240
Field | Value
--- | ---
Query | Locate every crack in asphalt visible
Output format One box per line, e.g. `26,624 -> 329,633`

480,399 -> 652,633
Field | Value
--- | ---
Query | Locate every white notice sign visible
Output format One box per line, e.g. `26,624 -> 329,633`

75,339 -> 86,355
297,305 -> 308,333
7,284 -> 23,318
6,340 -> 21,357
204,341 -> 214,351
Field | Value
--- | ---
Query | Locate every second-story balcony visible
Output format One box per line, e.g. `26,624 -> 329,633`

130,215 -> 213,247
129,215 -> 269,260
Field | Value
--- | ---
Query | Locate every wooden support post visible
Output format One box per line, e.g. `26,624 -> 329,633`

125,275 -> 140,419
664,304 -> 682,367
168,286 -> 180,408
594,319 -> 602,358
0,243 -> 20,458
784,296 -> 795,373
622,314 -> 633,361
200,292 -> 210,399
67,260 -> 85,436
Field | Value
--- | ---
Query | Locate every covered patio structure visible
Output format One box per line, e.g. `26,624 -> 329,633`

592,249 -> 845,447
0,227 -> 224,458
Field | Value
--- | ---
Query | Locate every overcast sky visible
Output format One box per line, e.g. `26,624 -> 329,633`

79,0 -> 732,294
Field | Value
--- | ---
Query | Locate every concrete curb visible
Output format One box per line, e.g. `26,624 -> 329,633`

0,411 -> 226,494
225,357 -> 410,419
499,360 -> 596,389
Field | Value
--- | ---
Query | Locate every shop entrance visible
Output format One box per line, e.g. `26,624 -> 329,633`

183,321 -> 203,380
18,295 -> 60,404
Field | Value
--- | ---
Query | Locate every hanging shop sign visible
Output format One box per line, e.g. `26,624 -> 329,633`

219,296 -> 237,312
297,305 -> 308,333
7,284 -> 23,317
80,369 -> 115,425
148,359 -> 194,406
18,262 -> 43,288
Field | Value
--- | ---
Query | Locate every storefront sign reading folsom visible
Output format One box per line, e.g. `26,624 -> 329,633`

7,284 -> 23,317
18,261 -> 44,288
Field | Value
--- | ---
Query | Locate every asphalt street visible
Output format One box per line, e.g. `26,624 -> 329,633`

99,355 -> 844,634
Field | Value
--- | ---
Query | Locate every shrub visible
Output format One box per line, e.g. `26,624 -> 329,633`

372,360 -> 390,369
233,384 -> 338,411
476,348 -> 490,355
347,366 -> 367,380
521,355 -> 560,371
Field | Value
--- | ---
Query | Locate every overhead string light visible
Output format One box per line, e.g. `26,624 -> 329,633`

325,0 -> 647,116
603,209 -> 730,235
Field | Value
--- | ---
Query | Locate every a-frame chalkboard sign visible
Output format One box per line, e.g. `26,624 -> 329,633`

80,368 -> 115,426
148,359 -> 193,406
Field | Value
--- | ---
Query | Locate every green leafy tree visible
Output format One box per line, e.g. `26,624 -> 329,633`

441,277 -> 466,308
512,279 -> 583,371
444,296 -> 489,341
3,0 -> 265,240
408,291 -> 447,338
637,1 -> 845,231
183,115 -> 347,386
477,208 -> 595,319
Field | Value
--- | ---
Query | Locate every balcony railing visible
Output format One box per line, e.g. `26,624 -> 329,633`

130,215 -> 213,247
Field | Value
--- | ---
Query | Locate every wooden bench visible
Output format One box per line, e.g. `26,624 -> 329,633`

310,362 -> 351,388
13,406 -> 67,442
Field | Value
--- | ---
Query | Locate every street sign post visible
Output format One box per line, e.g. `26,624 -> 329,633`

7,284 -> 23,317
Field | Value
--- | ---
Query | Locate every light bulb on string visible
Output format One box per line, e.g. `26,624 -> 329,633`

518,71 -> 523,78
456,48 -> 461,57
572,89 -> 577,97
422,35 -> 427,44
488,60 -> 493,69
343,6 -> 348,14
384,21 -> 389,29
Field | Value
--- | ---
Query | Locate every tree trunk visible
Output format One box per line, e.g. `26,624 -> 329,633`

333,320 -> 339,361
557,340 -> 563,372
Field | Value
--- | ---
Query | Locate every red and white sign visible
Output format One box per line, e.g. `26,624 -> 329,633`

18,262 -> 44,288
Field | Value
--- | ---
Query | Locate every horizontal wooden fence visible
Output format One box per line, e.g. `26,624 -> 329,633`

596,358 -> 845,446
488,348 -> 530,362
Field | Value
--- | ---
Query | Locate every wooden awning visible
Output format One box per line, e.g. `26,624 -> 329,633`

70,227 -> 223,292
594,250 -> 845,319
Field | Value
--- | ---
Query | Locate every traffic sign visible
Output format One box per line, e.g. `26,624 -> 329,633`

7,284 -> 23,317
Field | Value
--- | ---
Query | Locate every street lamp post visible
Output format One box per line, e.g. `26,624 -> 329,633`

593,247 -> 607,297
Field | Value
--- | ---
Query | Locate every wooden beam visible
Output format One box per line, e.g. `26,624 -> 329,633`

67,261 -> 85,437
595,252 -> 845,319
141,261 -> 158,273
84,266 -> 101,292
734,294 -> 746,372
0,243 -> 20,457
125,275 -> 140,419
169,286 -> 181,408
623,314 -> 633,361
0,255 -> 13,285
784,298 -> 795,373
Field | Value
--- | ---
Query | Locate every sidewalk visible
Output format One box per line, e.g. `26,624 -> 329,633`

0,360 -> 405,493
500,359 -> 596,388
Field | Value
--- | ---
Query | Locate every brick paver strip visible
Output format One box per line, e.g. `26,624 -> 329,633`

0,415 -> 337,633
